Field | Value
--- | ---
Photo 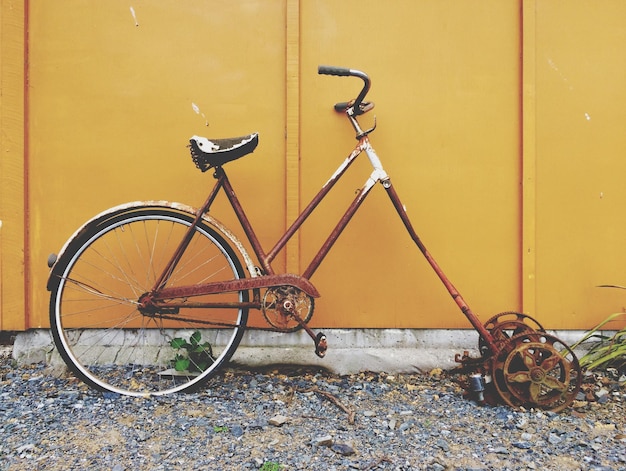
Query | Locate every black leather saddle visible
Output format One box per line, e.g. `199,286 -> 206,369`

189,133 -> 259,172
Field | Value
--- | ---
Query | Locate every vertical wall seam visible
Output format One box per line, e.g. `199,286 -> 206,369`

0,0 -> 27,330
521,0 -> 537,316
285,0 -> 300,274
23,0 -> 31,328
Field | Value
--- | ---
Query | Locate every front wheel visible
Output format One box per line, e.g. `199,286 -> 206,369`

49,207 -> 248,396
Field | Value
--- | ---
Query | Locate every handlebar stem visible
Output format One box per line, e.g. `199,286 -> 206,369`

348,114 -> 365,137
348,112 -> 377,140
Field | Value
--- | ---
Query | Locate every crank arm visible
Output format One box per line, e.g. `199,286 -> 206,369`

284,300 -> 327,358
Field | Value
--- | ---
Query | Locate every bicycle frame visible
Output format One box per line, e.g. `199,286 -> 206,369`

146,114 -> 498,355
47,65 -> 583,408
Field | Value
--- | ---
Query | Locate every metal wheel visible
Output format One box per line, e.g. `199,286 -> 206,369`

480,311 -> 546,356
492,332 -> 582,412
262,286 -> 314,332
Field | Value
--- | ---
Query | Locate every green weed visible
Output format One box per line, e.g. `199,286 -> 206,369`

571,287 -> 626,372
170,330 -> 214,373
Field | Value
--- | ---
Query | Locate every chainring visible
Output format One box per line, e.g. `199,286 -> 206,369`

262,286 -> 314,332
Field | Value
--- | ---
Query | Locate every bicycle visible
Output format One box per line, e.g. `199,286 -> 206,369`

47,66 -> 582,411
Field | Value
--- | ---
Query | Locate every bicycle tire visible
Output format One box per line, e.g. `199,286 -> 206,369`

49,206 -> 248,396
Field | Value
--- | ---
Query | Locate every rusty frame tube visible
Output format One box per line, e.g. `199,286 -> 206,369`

302,161 -> 377,279
383,180 -> 498,354
154,272 -> 320,300
150,177 -> 225,294
267,145 -> 364,265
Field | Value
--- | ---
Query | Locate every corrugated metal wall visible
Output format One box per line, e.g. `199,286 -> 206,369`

1,0 -> 625,331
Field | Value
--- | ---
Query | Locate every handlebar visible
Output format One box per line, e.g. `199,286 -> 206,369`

318,66 -> 371,116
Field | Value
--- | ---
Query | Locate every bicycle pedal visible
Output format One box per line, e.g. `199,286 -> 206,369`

315,332 -> 327,358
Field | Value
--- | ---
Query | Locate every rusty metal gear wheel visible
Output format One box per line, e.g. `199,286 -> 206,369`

480,311 -> 546,356
262,286 -> 314,332
492,332 -> 582,412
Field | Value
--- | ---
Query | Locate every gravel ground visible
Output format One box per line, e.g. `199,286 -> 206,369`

1,346 -> 625,471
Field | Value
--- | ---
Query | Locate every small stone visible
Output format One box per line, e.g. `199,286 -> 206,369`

436,439 -> 450,452
512,441 -> 532,449
398,421 -> 412,432
312,435 -> 333,447
593,422 -> 616,434
230,425 -> 244,437
515,418 -> 528,429
331,443 -> 355,456
596,388 -> 610,399
17,444 -> 35,454
429,368 -> 443,377
362,410 -> 376,417
268,415 -> 289,427
548,433 -> 562,445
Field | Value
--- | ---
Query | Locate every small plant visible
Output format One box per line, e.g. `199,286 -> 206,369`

571,284 -> 626,373
170,330 -> 214,373
259,462 -> 281,471
571,312 -> 626,372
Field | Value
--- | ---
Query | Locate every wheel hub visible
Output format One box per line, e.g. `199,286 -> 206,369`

137,292 -> 179,316
530,367 -> 546,383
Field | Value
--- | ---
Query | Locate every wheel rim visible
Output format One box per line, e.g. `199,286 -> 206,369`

492,332 -> 582,412
50,210 -> 247,396
480,311 -> 545,356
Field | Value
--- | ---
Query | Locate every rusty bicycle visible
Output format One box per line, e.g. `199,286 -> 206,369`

47,66 -> 582,410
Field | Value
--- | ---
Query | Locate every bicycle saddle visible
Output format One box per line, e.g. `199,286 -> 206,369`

189,133 -> 259,172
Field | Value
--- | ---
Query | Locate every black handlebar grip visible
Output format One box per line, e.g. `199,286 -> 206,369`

318,65 -> 352,77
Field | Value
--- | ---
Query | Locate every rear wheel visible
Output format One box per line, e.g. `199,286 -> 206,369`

49,207 -> 248,396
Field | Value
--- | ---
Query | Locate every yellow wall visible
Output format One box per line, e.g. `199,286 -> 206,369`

2,1 -> 626,330
533,1 -> 626,328
300,0 -> 521,328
